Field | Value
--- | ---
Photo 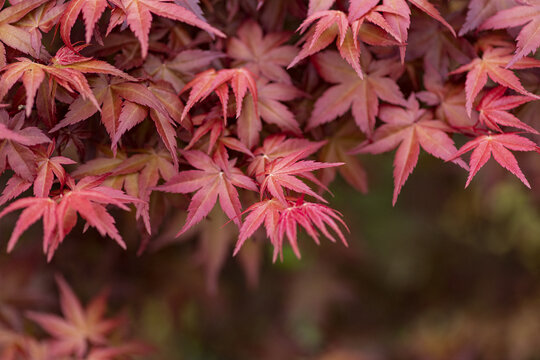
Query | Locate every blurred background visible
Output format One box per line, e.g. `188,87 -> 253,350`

3,148 -> 540,360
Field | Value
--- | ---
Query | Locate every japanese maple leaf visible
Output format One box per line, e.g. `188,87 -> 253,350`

185,112 -> 226,153
233,197 -> 348,262
374,0 -> 456,35
0,175 -> 31,207
319,120 -> 368,193
450,133 -> 539,188
308,50 -> 406,135
57,176 -> 143,253
0,175 -> 141,259
0,0 -> 50,67
144,50 -> 224,92
237,80 -> 303,149
15,0 -> 66,57
60,0 -> 109,48
477,86 -> 538,134
107,0 -> 225,58
51,78 -> 184,165
227,20 -> 297,84
260,149 -> 342,205
459,0 -> 516,36
480,0 -> 540,67
352,95 -> 467,205
0,196 -> 57,254
416,67 -> 476,129
27,276 -> 124,357
287,10 -> 366,78
0,110 -> 50,181
154,149 -> 258,236
73,149 -> 176,234
181,68 -> 258,122
33,143 -> 76,198
406,16 -> 472,76
449,45 -> 540,116
247,134 -> 326,183
0,46 -> 135,117
290,0 -> 455,73
374,0 -> 456,61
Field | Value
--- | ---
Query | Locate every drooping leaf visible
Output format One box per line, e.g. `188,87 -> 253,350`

449,132 -> 539,188
450,45 -> 540,116
181,68 -> 258,122
234,197 -> 348,262
228,20 -> 297,84
60,0 -> 108,48
109,0 -> 225,58
477,86 -> 538,134
480,1 -> 540,66
352,95 -> 467,205
0,110 -> 50,181
154,149 -> 258,236
308,50 -> 406,135
0,175 -> 141,259
260,148 -> 342,205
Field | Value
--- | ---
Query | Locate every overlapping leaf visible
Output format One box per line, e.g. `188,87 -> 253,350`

233,197 -> 348,262
352,95 -> 467,205
0,110 -> 50,181
450,132 -> 539,188
477,86 -> 538,133
450,45 -> 540,116
107,0 -> 225,58
181,68 -> 258,123
228,20 -> 297,84
154,149 -> 258,236
308,50 -> 406,135
0,175 -> 141,259
0,0 -> 50,67
51,78 -> 185,165
480,0 -> 540,66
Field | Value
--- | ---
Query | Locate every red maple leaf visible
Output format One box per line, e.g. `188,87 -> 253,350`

154,149 -> 258,236
181,68 -> 258,123
228,20 -> 297,84
0,0 -> 50,67
26,276 -> 124,357
459,0 -> 515,36
51,78 -> 185,165
233,197 -> 348,262
0,175 -> 141,259
73,148 -> 176,235
33,142 -> 76,198
480,0 -> 540,67
260,149 -> 342,205
0,110 -> 50,181
60,0 -> 108,48
247,134 -> 325,183
477,86 -> 538,134
449,45 -> 540,116
352,95 -> 467,205
107,0 -> 225,58
449,132 -> 539,188
308,49 -> 406,135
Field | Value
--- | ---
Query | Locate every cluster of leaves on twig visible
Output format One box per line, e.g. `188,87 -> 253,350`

0,0 -> 538,266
